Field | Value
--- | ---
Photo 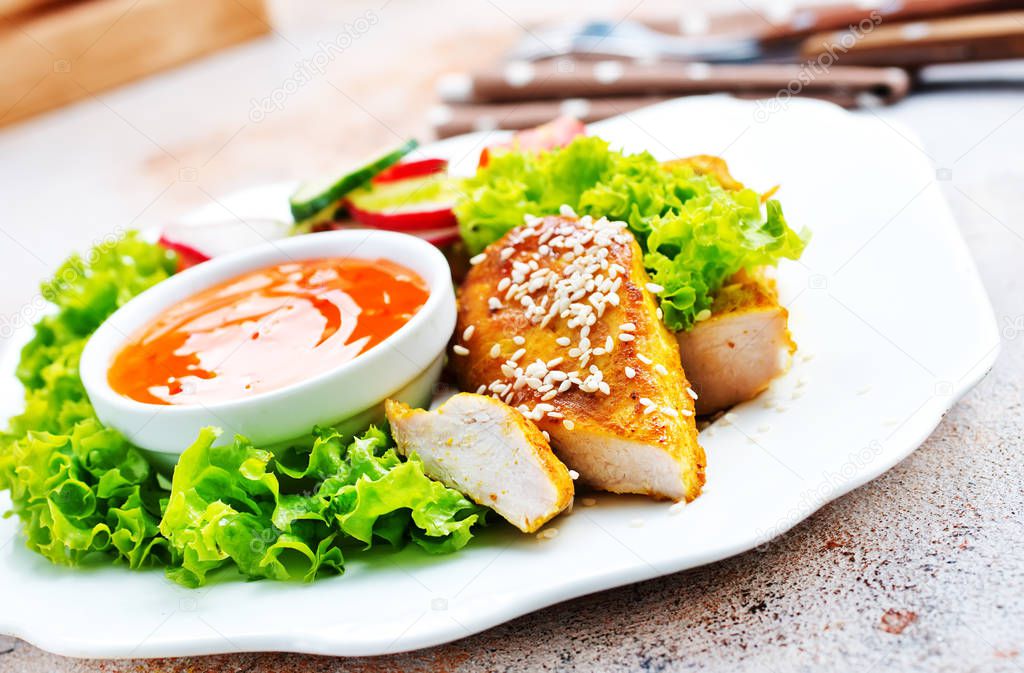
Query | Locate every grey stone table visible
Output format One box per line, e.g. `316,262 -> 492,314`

0,2 -> 1021,670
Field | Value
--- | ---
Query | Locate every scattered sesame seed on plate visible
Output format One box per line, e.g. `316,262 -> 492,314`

536,528 -> 559,540
581,497 -> 597,507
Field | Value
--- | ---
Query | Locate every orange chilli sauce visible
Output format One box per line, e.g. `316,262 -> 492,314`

108,258 -> 429,405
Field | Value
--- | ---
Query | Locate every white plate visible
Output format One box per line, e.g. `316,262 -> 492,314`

0,96 -> 999,658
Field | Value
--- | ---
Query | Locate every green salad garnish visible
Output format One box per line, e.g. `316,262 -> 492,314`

456,136 -> 809,331
0,234 -> 484,586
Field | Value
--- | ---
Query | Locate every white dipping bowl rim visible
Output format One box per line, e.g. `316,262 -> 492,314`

79,229 -> 456,457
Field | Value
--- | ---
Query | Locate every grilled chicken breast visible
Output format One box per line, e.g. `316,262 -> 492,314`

386,394 -> 573,533
454,214 -> 705,502
676,270 -> 795,415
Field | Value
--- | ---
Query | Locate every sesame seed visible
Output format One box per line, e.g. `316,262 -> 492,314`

500,247 -> 515,260
619,322 -> 636,332
510,348 -> 526,362
462,325 -> 475,341
563,419 -> 575,431
639,397 -> 654,407
542,430 -> 550,441
625,366 -> 636,378
581,497 -> 597,507
556,336 -> 571,346
695,309 -> 712,322
686,387 -> 698,399
453,345 -> 469,356
637,353 -> 652,365
488,297 -> 503,310
536,528 -> 559,540
618,333 -> 635,342
568,469 -> 580,480
661,406 -> 679,417
656,307 -> 663,320
470,253 -> 487,265
645,282 -> 664,293
513,335 -> 525,345
475,385 -> 486,394
654,363 -> 669,376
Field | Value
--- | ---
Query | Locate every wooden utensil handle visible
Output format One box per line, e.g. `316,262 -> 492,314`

800,10 -> 1024,66
646,0 -> 1017,41
439,61 -> 910,105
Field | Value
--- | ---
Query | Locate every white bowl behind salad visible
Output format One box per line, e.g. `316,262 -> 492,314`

79,229 -> 455,462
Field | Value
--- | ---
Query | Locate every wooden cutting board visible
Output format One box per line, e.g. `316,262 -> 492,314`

0,0 -> 269,128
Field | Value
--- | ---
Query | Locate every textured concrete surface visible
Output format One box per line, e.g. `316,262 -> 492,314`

1,1 -> 1022,671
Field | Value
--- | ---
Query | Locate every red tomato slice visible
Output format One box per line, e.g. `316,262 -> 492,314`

372,158 -> 448,184
479,116 -> 586,168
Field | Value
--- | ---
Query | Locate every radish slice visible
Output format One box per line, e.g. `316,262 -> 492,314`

345,173 -> 458,232
346,200 -> 456,231
159,217 -> 290,269
411,225 -> 461,247
372,158 -> 448,184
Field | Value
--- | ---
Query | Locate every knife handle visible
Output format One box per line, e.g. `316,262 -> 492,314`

437,61 -> 910,105
799,10 -> 1024,66
647,0 -> 1017,41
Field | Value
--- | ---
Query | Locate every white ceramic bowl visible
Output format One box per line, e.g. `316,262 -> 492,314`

79,230 -> 456,460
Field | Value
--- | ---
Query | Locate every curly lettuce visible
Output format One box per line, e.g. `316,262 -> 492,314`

455,136 -> 809,331
1,233 -> 484,587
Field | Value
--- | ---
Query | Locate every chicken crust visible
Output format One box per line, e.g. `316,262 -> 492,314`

454,215 -> 705,502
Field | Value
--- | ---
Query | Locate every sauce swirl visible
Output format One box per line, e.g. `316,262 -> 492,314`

108,257 -> 428,405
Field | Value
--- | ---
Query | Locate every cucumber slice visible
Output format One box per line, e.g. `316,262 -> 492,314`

289,139 -> 418,224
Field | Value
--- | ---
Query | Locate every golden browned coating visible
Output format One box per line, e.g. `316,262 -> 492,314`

453,215 -> 705,502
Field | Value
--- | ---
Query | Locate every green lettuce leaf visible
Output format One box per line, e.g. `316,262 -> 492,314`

160,425 -> 483,587
455,136 -> 809,331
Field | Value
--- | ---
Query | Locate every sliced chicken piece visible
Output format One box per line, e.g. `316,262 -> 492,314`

385,393 -> 573,533
677,270 -> 795,415
454,214 -> 705,502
